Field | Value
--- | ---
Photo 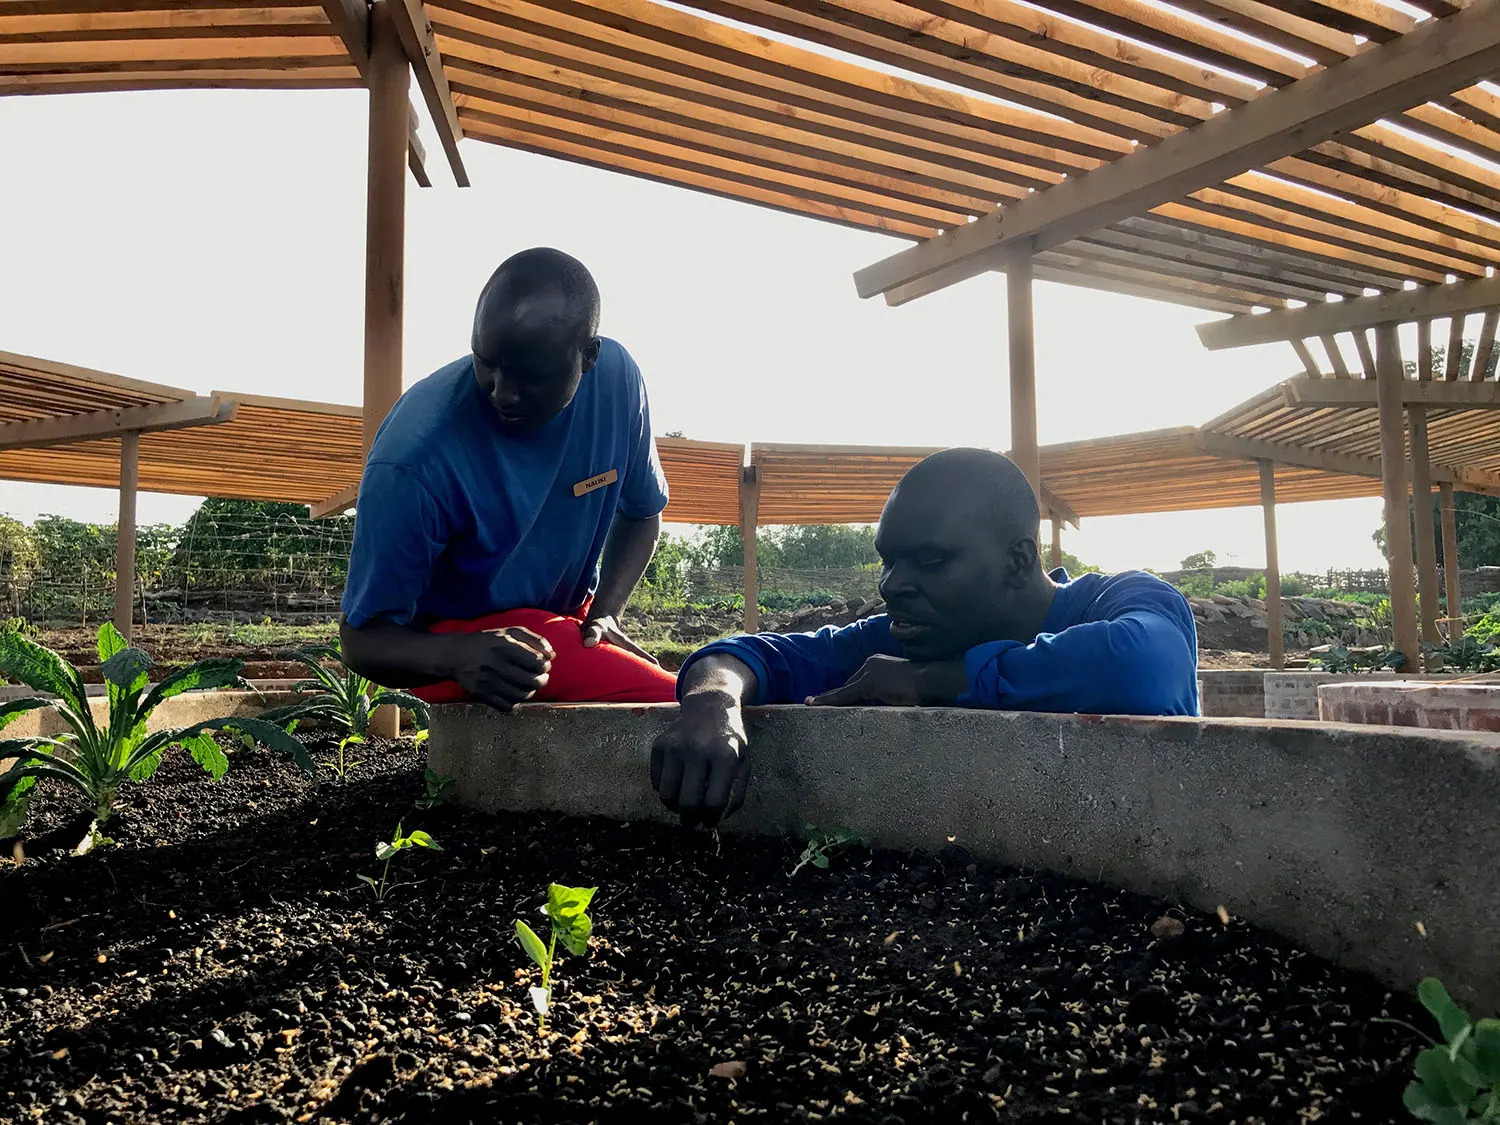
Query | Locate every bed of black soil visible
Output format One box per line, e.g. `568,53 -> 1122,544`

1,740 -> 1420,1124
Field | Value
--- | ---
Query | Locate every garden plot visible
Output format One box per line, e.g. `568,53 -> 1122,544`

0,740 -> 1433,1124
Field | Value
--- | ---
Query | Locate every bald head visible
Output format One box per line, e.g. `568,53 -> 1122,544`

474,247 -> 600,346
890,448 -> 1040,544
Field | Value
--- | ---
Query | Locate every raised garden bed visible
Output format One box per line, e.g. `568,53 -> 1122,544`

2,738 -> 1427,1123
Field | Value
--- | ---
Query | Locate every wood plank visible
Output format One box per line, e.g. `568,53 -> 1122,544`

1440,480 -> 1462,638
1321,334 -> 1351,378
1448,313 -> 1469,380
365,0 -> 408,455
1259,458 -> 1283,670
1376,323 -> 1420,669
389,0 -> 469,185
1418,318 -> 1434,382
0,395 -> 234,450
114,430 -> 139,640
1410,405 -> 1441,651
311,482 -> 359,519
1290,338 -> 1320,376
408,97 -> 431,186
1008,255 -> 1038,496
1281,378 -> 1500,408
320,0 -> 368,74
1198,276 -> 1500,349
853,4 -> 1500,299
1470,308 -> 1499,381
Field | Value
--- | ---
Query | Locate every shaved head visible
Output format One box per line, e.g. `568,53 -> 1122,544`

888,447 -> 1040,545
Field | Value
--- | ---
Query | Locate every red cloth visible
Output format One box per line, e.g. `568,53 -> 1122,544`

409,607 -> 677,705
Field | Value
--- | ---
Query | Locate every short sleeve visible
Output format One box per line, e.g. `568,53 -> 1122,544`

617,357 -> 670,520
341,462 -> 450,628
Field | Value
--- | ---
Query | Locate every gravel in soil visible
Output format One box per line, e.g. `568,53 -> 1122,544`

0,739 -> 1420,1124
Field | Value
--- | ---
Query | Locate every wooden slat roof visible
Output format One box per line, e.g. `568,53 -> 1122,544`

0,3 -> 364,96
5,3 -> 1498,314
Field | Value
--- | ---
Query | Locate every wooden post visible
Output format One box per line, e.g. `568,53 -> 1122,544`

114,431 -> 139,642
1440,482 -> 1462,639
1409,406 -> 1441,658
364,0 -> 409,456
366,0 -> 409,738
739,466 -> 760,634
1007,254 -> 1039,495
1259,459 -> 1283,671
1375,325 -> 1420,669
1049,516 -> 1062,571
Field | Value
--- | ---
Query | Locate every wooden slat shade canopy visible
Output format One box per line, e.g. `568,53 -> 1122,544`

415,0 -> 1500,314
0,2 -> 366,96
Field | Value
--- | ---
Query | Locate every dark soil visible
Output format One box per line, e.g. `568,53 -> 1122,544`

1,741 -> 1420,1124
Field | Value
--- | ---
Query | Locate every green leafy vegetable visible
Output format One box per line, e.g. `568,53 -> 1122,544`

515,883 -> 597,1029
359,822 -> 442,903
1402,977 -> 1500,1122
415,767 -> 455,810
790,825 -> 861,877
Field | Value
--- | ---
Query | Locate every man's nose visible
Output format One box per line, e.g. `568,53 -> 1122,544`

491,379 -> 522,410
879,565 -> 916,602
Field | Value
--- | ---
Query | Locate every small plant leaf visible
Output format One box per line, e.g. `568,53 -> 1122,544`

405,830 -> 441,850
375,841 -> 399,861
0,697 -> 54,733
1415,1046 -> 1478,1108
138,658 -> 246,718
1420,978 -> 1472,1043
0,775 -> 36,838
100,648 -> 153,693
812,854 -> 830,869
516,920 -> 549,971
183,732 -> 230,781
528,985 -> 550,1016
0,629 -> 85,707
127,745 -> 166,782
97,622 -> 128,664
546,884 -> 596,958
356,874 -> 378,889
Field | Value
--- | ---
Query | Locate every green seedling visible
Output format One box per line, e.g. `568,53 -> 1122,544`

415,768 -> 455,810
515,884 -> 597,1028
0,623 -> 315,852
358,822 -> 441,903
1400,978 -> 1500,1123
328,734 -> 365,781
791,825 -> 860,876
259,642 -> 430,777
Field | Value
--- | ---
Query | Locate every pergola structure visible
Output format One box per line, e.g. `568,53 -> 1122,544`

6,1 -> 1500,667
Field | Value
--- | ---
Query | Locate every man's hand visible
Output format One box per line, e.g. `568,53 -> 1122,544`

580,613 -> 660,665
650,691 -> 749,827
450,626 -> 555,711
806,655 -> 966,707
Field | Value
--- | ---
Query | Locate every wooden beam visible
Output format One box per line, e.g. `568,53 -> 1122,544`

408,98 -> 431,187
0,395 -> 233,451
1008,255 -> 1039,496
1198,275 -> 1500,350
853,4 -> 1500,299
1281,378 -> 1500,409
321,0 -> 370,77
739,458 -> 760,634
1440,480 -> 1462,639
1049,516 -> 1062,571
1290,338 -> 1320,377
1447,312 -> 1468,381
114,431 -> 139,642
1196,430 -> 1500,495
1410,405 -> 1441,655
389,0 -> 469,187
364,0 -> 407,459
1259,459 -> 1283,671
1471,308 -> 1499,381
1038,485 -> 1080,530
1376,324 -> 1420,671
312,482 -> 360,520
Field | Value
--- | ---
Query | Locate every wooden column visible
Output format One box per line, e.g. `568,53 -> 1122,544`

1375,324 -> 1420,669
1259,459 -> 1283,670
363,0 -> 409,456
1440,482 -> 1462,639
1007,254 -> 1039,494
1049,516 -> 1062,571
114,431 -> 140,641
365,0 -> 409,738
739,466 -> 760,634
1409,406 -> 1441,656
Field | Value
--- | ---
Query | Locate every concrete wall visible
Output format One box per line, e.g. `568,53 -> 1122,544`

1321,682 -> 1500,732
431,703 -> 1500,1010
1197,670 -> 1265,718
3,688 -> 305,740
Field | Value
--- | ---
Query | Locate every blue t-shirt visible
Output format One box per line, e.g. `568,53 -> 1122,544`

682,570 -> 1200,716
341,338 -> 669,628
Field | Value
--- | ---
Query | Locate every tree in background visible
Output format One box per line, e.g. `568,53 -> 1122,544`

1179,549 -> 1217,571
1374,492 -> 1500,569
1404,339 -> 1499,381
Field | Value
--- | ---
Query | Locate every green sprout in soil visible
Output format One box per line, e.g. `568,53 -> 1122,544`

415,768 -> 455,810
515,883 -> 596,1029
328,734 -> 365,781
791,825 -> 860,876
259,642 -> 430,777
0,623 -> 315,852
1403,978 -> 1500,1123
358,822 -> 441,903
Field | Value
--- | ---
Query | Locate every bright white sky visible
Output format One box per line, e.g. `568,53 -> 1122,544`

0,88 -> 1389,574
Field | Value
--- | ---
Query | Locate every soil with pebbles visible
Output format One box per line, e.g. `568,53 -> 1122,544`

0,738 -> 1421,1124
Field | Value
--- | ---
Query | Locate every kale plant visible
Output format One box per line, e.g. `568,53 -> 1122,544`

0,623 -> 315,850
1403,977 -> 1500,1122
414,768 -> 455,810
515,883 -> 596,1028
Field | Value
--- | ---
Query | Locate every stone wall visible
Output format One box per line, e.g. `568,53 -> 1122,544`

1197,670 -> 1265,717
1320,682 -> 1500,732
430,703 -> 1500,1009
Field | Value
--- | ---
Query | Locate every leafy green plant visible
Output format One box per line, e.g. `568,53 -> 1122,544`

1402,977 -> 1500,1122
415,768 -> 454,810
515,883 -> 596,1027
0,623 -> 315,849
1311,646 -> 1407,674
327,734 -> 364,781
1426,637 -> 1500,674
357,822 -> 441,903
259,642 -> 430,772
791,825 -> 861,876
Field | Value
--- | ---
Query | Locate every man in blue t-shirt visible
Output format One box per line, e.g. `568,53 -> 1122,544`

339,248 -> 678,710
651,448 -> 1199,825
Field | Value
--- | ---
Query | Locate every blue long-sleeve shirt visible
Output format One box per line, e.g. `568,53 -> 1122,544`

681,570 -> 1200,716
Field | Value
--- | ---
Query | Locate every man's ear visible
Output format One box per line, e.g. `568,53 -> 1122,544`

580,336 -> 602,372
1006,537 -> 1039,586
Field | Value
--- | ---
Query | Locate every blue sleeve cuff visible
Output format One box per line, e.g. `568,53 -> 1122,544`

954,639 -> 1024,707
677,637 -> 771,706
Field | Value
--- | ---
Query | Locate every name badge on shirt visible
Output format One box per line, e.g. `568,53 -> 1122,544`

573,468 -> 619,497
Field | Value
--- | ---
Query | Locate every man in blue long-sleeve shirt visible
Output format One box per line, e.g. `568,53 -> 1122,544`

650,448 -> 1198,825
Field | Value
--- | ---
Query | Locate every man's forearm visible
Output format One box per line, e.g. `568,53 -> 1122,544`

590,511 -> 662,619
679,653 -> 759,709
339,618 -> 463,688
